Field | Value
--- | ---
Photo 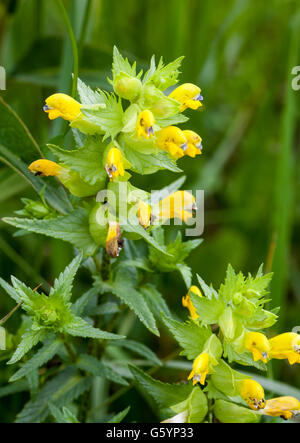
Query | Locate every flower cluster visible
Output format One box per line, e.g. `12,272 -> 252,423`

26,47 -> 203,258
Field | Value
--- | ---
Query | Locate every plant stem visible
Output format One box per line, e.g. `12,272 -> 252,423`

0,302 -> 22,325
55,0 -> 79,98
78,0 -> 93,60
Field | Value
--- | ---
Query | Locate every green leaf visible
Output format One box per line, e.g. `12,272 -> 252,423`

72,287 -> 99,316
48,136 -> 107,186
130,365 -> 193,416
109,339 -> 162,366
63,315 -> 124,340
49,404 -> 79,423
140,284 -> 172,320
213,399 -> 260,423
9,338 -> 62,382
0,277 -> 21,304
8,329 -> 47,365
161,313 -> 211,360
210,359 -> 250,397
177,264 -> 192,288
98,280 -> 159,336
16,367 -> 91,423
81,91 -> 123,140
76,354 -> 128,386
191,292 -> 224,326
172,387 -> 208,423
3,207 -> 98,257
112,46 -> 136,78
50,254 -> 82,302
122,144 -> 182,175
108,406 -> 130,423
223,342 -> 267,371
0,96 -> 42,163
0,326 -> 6,350
77,77 -> 104,105
144,56 -> 184,90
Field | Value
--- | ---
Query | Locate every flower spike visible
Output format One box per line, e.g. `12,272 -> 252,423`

169,83 -> 203,112
43,93 -> 81,121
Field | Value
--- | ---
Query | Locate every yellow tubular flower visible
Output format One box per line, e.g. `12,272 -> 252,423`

244,332 -> 270,363
169,83 -> 203,112
105,221 -> 123,258
158,190 -> 196,223
182,285 -> 202,320
238,379 -> 266,411
188,352 -> 210,386
136,110 -> 155,139
182,130 -> 203,158
43,93 -> 81,121
269,332 -> 300,365
138,201 -> 151,229
262,396 -> 300,420
28,159 -> 62,177
156,126 -> 188,159
105,147 -> 125,181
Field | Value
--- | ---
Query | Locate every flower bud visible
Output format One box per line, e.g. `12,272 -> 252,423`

113,72 -> 142,101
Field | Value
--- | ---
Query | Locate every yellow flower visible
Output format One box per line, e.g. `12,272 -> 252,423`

261,396 -> 300,420
158,190 -> 196,223
156,126 -> 188,159
269,332 -> 300,365
188,352 -> 210,385
137,201 -> 151,229
182,285 -> 202,320
105,221 -> 123,258
105,147 -> 125,181
136,110 -> 155,139
238,379 -> 266,411
182,130 -> 203,158
43,93 -> 81,121
28,159 -> 62,177
169,83 -> 203,112
244,332 -> 270,363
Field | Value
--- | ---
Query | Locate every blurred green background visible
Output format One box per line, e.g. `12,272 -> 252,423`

0,0 -> 299,422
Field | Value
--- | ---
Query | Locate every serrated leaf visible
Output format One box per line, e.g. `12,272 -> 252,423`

191,293 -> 224,326
144,56 -> 184,90
140,284 -> 172,320
108,406 -> 130,423
8,329 -> 47,365
109,339 -> 162,366
48,136 -> 107,186
161,313 -> 211,360
0,277 -> 21,304
63,315 -> 124,340
50,254 -> 82,302
0,379 -> 29,398
130,365 -> 192,417
112,46 -> 136,78
177,263 -> 192,288
76,354 -> 128,386
3,207 -> 98,257
49,404 -> 79,423
16,367 -> 91,423
98,280 -> 159,336
72,287 -> 99,316
10,338 -> 62,382
81,91 -> 123,140
77,78 -> 104,105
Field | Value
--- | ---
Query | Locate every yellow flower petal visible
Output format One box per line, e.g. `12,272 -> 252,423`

105,147 -> 125,181
169,83 -> 203,112
136,110 -> 155,139
158,190 -> 196,222
156,126 -> 187,159
105,221 -> 123,258
182,130 -> 203,158
269,332 -> 300,364
262,396 -> 300,420
188,353 -> 209,386
43,93 -> 81,121
28,159 -> 62,177
238,379 -> 266,410
244,332 -> 270,363
182,285 -> 202,320
138,201 -> 151,229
